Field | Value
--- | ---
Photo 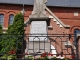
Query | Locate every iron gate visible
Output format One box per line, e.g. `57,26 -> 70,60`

0,34 -> 79,60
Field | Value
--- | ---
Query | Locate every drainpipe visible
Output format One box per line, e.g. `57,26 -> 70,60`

22,4 -> 24,15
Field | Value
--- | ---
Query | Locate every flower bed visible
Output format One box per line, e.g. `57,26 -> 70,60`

0,52 -> 74,60
23,52 -> 74,60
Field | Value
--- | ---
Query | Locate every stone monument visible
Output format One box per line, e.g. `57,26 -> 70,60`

29,0 -> 48,19
25,0 -> 50,53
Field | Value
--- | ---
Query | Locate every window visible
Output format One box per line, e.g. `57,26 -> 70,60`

0,14 -> 4,27
74,29 -> 80,45
9,14 -> 14,25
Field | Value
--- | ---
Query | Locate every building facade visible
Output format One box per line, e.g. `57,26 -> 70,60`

0,0 -> 80,59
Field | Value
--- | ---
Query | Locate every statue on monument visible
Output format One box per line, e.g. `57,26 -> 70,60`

30,0 -> 48,18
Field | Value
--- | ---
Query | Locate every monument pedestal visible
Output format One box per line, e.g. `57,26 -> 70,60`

25,21 -> 51,53
25,41 -> 50,53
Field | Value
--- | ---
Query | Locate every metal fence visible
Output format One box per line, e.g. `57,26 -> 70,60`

0,34 -> 79,60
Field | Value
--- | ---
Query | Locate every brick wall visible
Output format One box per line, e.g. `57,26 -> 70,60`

0,4 -> 32,30
48,7 -> 80,33
0,4 -> 80,34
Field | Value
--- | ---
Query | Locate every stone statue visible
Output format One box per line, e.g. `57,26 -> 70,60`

30,0 -> 48,18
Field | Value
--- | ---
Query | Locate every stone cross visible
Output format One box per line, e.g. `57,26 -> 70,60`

30,0 -> 48,18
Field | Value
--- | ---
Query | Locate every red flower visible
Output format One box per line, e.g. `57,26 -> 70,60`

41,52 -> 47,57
43,52 -> 46,57
48,52 -> 51,56
48,53 -> 53,56
51,54 -> 53,56
10,50 -> 16,54
70,55 -> 75,59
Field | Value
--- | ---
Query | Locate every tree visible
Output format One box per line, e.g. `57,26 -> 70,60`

0,25 -> 2,34
0,25 -> 2,55
0,13 -> 24,58
7,13 -> 24,56
7,13 -> 24,34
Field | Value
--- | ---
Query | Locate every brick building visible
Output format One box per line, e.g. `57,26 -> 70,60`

0,0 -> 80,59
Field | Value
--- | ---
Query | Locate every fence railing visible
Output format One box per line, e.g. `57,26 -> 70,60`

0,34 -> 79,60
